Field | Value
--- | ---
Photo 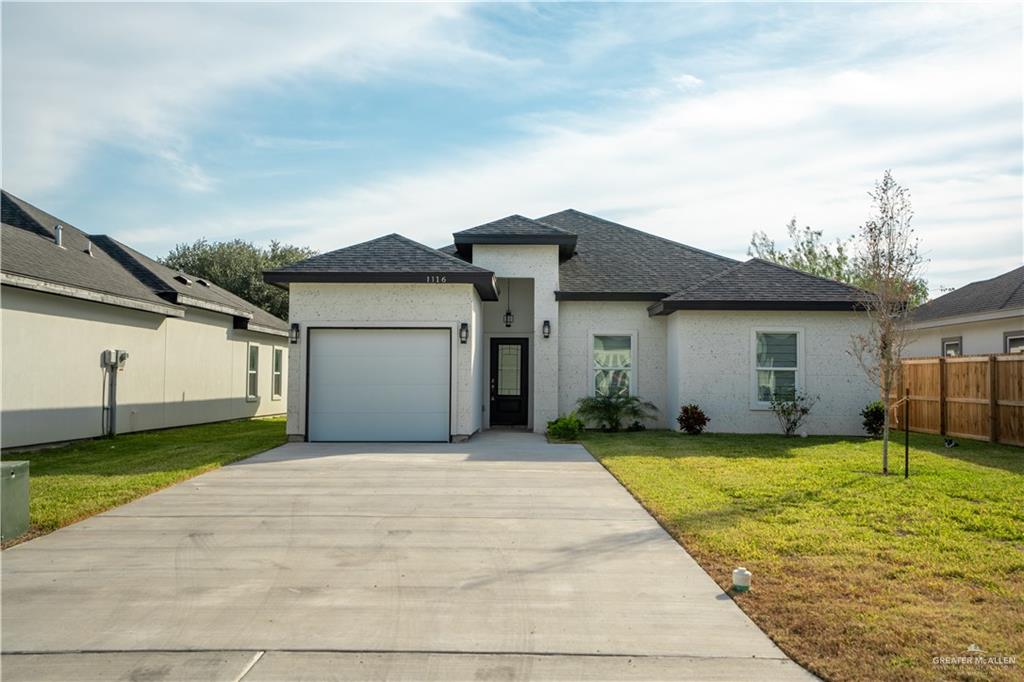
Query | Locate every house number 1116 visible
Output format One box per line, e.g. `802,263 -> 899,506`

425,275 -> 447,283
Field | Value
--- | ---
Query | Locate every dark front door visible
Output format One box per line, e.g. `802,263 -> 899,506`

490,338 -> 529,426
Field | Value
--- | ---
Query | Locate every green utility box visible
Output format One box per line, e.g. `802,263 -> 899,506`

2,460 -> 30,542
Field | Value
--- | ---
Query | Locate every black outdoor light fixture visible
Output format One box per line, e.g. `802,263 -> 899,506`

459,322 -> 469,344
542,320 -> 551,338
503,278 -> 514,328
289,323 -> 300,344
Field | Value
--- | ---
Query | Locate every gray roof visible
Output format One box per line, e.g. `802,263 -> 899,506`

265,233 -> 499,300
536,209 -> 739,299
649,258 -> 864,313
453,214 -> 577,259
911,265 -> 1024,323
1,191 -> 287,331
454,214 -> 574,238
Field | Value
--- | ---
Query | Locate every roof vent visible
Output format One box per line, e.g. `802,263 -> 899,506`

174,274 -> 192,286
196,278 -> 211,287
85,241 -> 94,257
54,224 -> 64,248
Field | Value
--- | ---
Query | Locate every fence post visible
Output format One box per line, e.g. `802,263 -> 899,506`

989,355 -> 999,444
938,356 -> 947,436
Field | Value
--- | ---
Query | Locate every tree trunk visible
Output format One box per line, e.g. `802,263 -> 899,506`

881,403 -> 890,475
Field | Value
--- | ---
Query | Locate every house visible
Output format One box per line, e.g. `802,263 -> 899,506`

1,191 -> 288,449
266,210 -> 875,442
905,266 -> 1024,358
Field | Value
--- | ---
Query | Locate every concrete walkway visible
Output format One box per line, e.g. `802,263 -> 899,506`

1,431 -> 813,681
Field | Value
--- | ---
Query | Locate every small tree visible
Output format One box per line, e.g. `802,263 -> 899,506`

849,171 -> 925,474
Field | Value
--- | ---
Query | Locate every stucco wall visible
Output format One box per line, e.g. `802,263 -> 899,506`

1,285 -> 285,449
905,315 -> 1024,357
287,282 -> 481,439
471,245 -> 560,430
667,309 -> 875,435
557,301 -> 668,428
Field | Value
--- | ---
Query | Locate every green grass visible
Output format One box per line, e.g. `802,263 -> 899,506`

2,417 -> 287,540
580,430 -> 1024,682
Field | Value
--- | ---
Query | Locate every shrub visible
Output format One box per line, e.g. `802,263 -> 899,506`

770,391 -> 819,437
575,395 -> 658,432
546,412 -> 585,441
676,404 -> 710,435
625,420 -> 646,432
861,400 -> 886,438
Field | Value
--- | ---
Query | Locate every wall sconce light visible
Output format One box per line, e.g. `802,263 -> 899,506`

289,323 -> 300,344
542,320 -> 551,338
503,310 -> 514,328
459,322 -> 469,344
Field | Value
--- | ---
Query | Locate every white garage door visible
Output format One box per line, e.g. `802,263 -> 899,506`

307,328 -> 450,442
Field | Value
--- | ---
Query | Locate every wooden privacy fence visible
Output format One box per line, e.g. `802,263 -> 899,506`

891,354 -> 1024,447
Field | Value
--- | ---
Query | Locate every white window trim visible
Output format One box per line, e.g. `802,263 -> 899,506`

1006,332 -> 1024,354
271,347 -> 284,401
246,343 -> 259,402
588,330 -> 638,397
749,327 -> 804,411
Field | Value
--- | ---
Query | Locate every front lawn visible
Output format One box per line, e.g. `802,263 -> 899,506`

2,417 -> 286,544
580,430 -> 1024,682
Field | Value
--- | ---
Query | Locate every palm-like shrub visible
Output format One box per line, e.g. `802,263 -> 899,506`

575,395 -> 658,432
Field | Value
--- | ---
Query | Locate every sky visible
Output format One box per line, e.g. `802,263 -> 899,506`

2,2 -> 1021,296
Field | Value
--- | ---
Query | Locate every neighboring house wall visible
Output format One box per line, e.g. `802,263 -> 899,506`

286,282 -> 481,439
557,301 -> 669,428
1,286 -> 286,449
667,310 -> 874,435
905,315 -> 1024,357
470,245 -> 560,430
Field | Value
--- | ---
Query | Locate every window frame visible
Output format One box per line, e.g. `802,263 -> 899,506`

750,328 -> 804,410
271,347 -> 284,400
941,336 -> 962,357
589,331 -> 638,398
246,343 -> 259,402
1005,331 -> 1024,354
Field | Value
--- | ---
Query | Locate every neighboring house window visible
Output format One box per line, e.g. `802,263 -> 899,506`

754,331 -> 799,404
272,348 -> 284,400
1005,332 -> 1024,354
593,334 -> 632,397
247,344 -> 259,401
942,337 -> 962,357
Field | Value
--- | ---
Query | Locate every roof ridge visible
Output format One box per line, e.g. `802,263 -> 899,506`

999,269 -> 1024,309
748,257 -> 864,293
536,209 -> 738,265
667,259 -> 752,298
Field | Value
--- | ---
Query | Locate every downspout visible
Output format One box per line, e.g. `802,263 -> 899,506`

108,364 -> 118,437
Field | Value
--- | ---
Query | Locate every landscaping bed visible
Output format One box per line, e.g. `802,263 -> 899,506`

579,430 -> 1024,682
1,417 -> 286,546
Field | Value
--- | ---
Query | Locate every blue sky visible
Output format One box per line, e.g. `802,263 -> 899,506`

2,2 -> 1021,295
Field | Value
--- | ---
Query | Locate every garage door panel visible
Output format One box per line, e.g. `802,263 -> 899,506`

308,329 -> 450,442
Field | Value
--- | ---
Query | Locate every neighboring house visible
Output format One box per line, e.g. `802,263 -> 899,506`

1,191 -> 288,449
905,266 -> 1024,358
266,210 -> 875,442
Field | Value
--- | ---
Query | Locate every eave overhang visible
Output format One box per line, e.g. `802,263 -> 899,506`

453,233 -> 577,260
647,299 -> 863,316
263,270 -> 501,301
556,291 -> 666,302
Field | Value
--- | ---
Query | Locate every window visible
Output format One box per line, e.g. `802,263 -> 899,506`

754,331 -> 799,404
272,348 -> 284,400
247,344 -> 259,401
593,335 -> 632,397
942,337 -> 962,357
1005,331 -> 1024,354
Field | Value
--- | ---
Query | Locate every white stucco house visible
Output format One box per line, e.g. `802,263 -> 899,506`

905,266 -> 1024,358
1,191 -> 289,449
266,210 -> 876,442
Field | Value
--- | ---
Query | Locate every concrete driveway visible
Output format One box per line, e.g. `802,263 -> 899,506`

2,431 -> 812,681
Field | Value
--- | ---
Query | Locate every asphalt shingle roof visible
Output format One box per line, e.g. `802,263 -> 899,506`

270,233 -> 493,274
535,209 -> 739,298
911,265 -> 1024,323
1,191 -> 287,330
454,215 -> 575,238
651,258 -> 864,312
